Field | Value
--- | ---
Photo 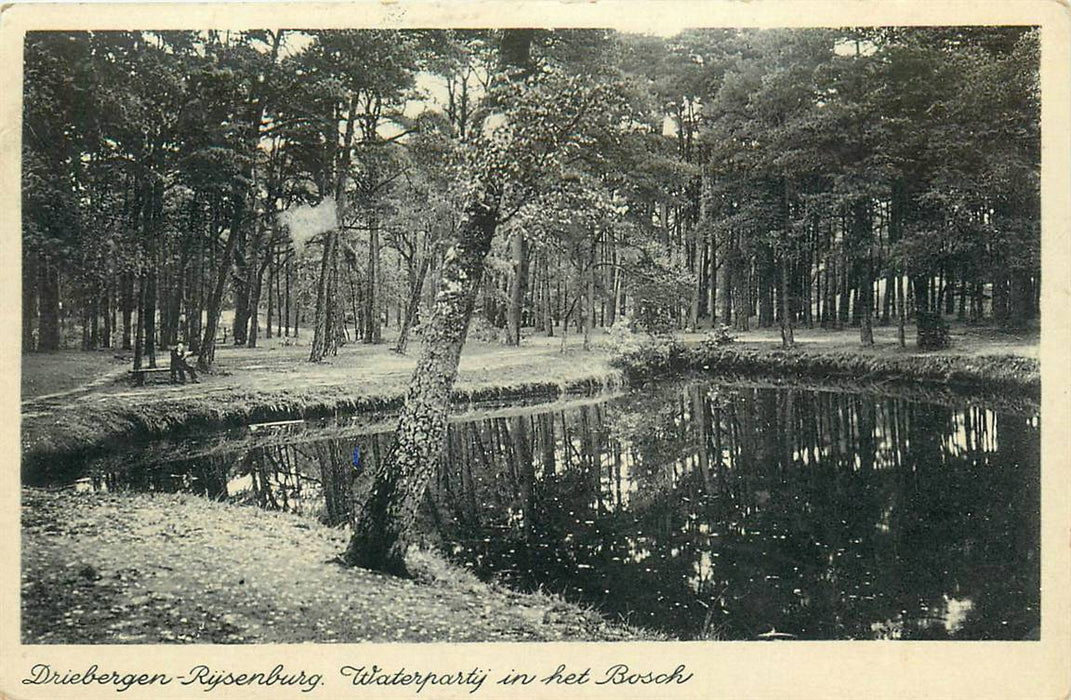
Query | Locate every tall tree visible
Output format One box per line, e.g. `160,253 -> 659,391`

346,29 -> 630,573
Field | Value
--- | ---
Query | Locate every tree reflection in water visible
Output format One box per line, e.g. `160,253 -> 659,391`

66,381 -> 1039,641
423,384 -> 1039,641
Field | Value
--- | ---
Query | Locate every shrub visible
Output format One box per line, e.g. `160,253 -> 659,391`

466,315 -> 506,344
915,311 -> 950,350
699,325 -> 736,353
609,326 -> 687,380
607,316 -> 641,355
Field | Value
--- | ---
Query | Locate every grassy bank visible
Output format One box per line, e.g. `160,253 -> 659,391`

616,343 -> 1040,396
20,342 -> 623,478
21,325 -> 1040,476
19,325 -> 1041,645
22,487 -> 654,643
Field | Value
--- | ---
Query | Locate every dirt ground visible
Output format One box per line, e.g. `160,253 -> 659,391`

21,488 -> 654,644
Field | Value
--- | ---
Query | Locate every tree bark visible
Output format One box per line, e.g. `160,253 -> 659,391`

231,225 -> 251,346
284,258 -> 291,336
393,249 -> 432,354
22,253 -> 38,352
345,28 -> 534,575
544,254 -> 555,337
896,273 -> 906,347
346,192 -> 501,574
133,275 -> 145,370
143,180 -> 162,367
779,254 -> 794,348
37,257 -> 61,351
730,243 -> 749,332
266,253 -> 275,340
198,194 -> 244,372
757,244 -> 774,328
364,212 -> 382,344
120,271 -> 134,351
309,230 -> 336,362
506,231 -> 528,345
856,198 -> 874,346
247,229 -> 275,348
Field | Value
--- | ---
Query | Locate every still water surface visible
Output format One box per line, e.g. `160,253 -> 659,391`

36,380 -> 1040,641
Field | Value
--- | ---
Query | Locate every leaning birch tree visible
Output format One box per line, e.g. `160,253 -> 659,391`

346,29 -> 629,574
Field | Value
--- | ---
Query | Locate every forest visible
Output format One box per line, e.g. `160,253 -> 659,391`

18,24 -> 1049,645
22,26 -> 1040,368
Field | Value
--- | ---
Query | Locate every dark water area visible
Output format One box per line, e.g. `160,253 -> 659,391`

30,380 -> 1041,641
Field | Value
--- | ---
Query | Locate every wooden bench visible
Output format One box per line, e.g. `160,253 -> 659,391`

128,367 -> 173,386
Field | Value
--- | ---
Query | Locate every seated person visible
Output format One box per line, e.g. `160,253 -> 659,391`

170,341 -> 199,383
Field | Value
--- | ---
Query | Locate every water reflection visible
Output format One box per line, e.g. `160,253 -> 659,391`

52,382 -> 1040,641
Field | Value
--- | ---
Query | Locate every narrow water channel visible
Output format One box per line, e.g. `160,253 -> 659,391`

30,380 -> 1040,641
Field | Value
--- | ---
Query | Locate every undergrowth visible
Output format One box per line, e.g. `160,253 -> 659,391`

613,344 -> 1040,395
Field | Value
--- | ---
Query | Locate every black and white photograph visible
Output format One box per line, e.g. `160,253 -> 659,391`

3,1 -> 1070,697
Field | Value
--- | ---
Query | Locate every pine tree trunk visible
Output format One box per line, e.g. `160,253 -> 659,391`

858,211 -> 874,348
896,273 -> 906,347
121,272 -> 134,351
394,251 -> 432,354
544,258 -> 555,337
859,276 -> 874,346
143,179 -> 163,367
882,272 -> 894,325
690,229 -> 705,331
309,230 -> 336,362
231,227 -> 251,346
144,261 -> 158,367
837,255 -> 850,329
709,249 -> 718,329
38,257 -> 62,351
824,255 -> 836,329
104,281 -> 115,347
266,254 -> 274,340
506,231 -> 528,345
22,253 -> 38,352
757,245 -> 774,328
198,196 -> 244,372
188,206 -> 207,353
730,245 -> 749,332
802,243 -> 813,329
284,259 -> 291,337
248,241 -> 273,348
779,255 -> 794,348
329,238 -> 345,353
582,262 -> 593,351
133,275 -> 145,370
364,213 -> 382,344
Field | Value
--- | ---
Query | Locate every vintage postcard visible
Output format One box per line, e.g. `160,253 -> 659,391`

1,1 -> 1068,698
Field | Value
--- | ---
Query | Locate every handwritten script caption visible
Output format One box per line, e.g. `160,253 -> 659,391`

22,662 -> 694,694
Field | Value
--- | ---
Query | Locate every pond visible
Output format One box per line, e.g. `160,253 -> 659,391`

29,379 -> 1040,641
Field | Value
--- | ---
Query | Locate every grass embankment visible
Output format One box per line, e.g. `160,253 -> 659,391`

22,488 -> 653,643
621,323 -> 1040,392
20,340 -> 623,479
21,349 -> 131,400
622,345 -> 1040,396
21,325 -> 1040,476
19,324 -> 1039,645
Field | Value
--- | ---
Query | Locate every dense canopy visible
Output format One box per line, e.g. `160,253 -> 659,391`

22,26 -> 1039,360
